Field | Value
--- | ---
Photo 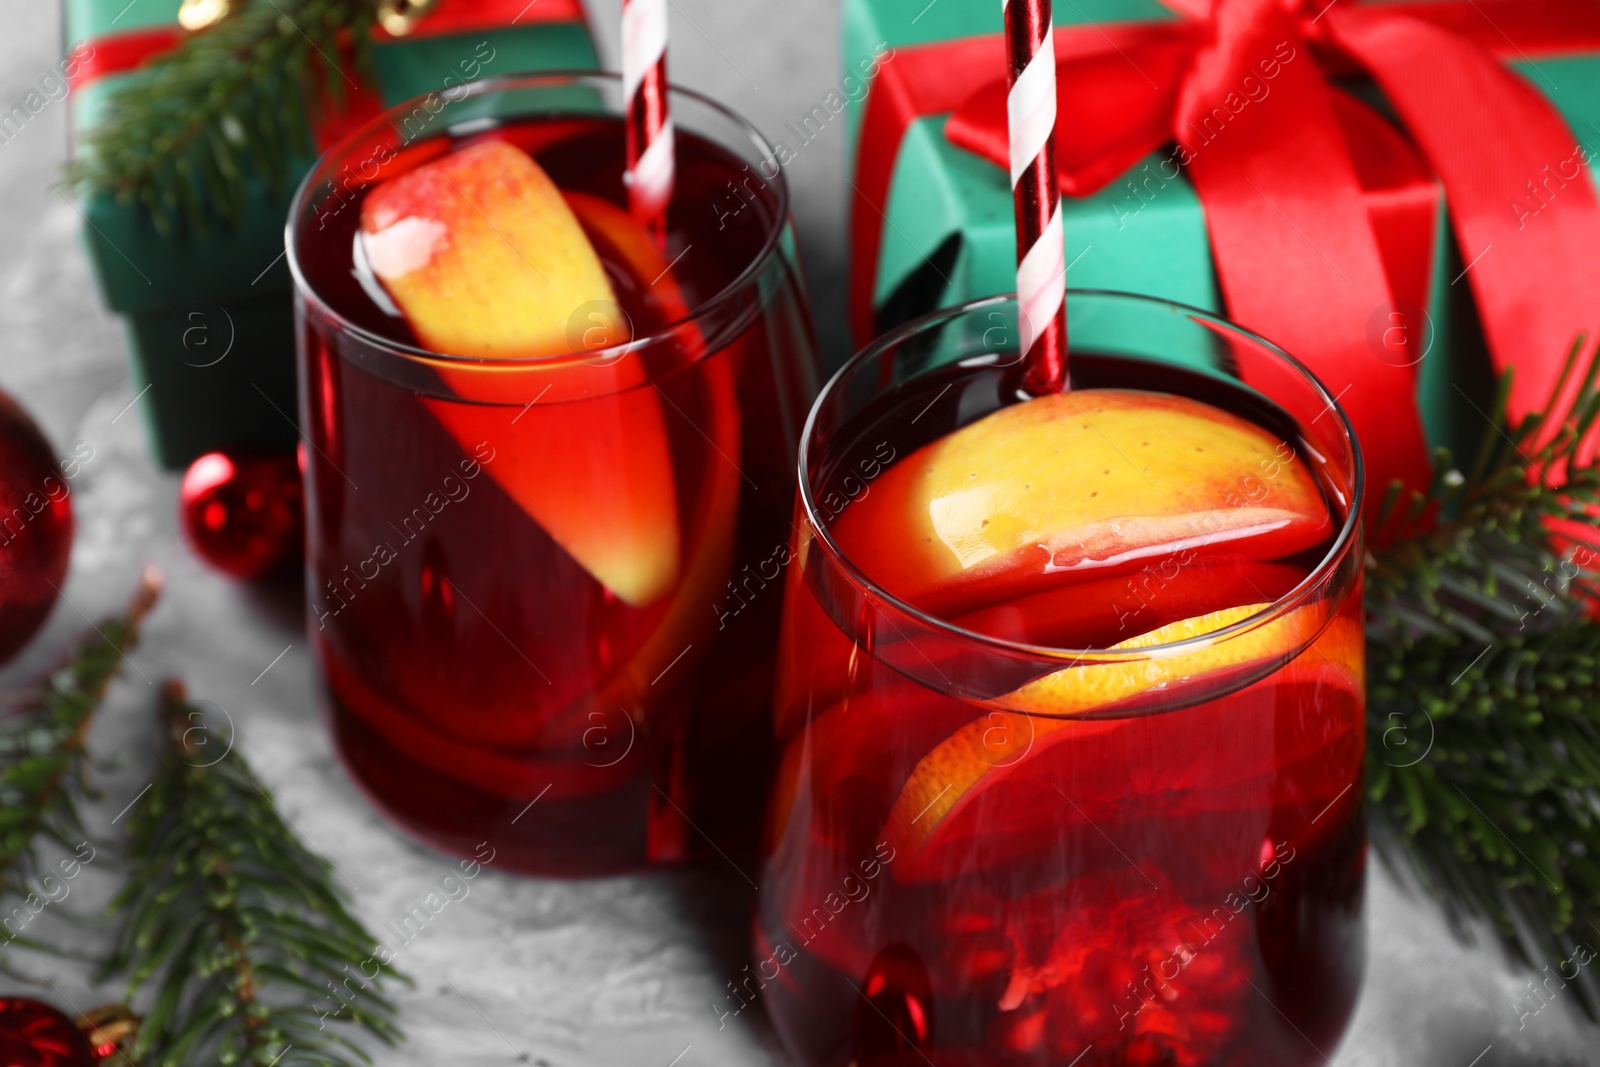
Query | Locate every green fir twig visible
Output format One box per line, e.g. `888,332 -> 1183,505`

69,0 -> 376,234
1366,336 -> 1600,1016
104,680 -> 405,1067
0,568 -> 162,966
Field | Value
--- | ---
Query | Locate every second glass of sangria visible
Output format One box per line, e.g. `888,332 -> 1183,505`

758,292 -> 1365,1066
287,72 -> 819,875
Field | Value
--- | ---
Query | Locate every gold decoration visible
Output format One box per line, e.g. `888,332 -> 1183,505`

376,0 -> 438,36
177,0 -> 231,31
76,1005 -> 141,1060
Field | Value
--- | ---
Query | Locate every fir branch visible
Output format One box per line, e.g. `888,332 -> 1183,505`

1367,336 -> 1600,1016
0,569 -> 162,962
1368,339 -> 1600,641
69,0 -> 377,235
105,680 -> 404,1067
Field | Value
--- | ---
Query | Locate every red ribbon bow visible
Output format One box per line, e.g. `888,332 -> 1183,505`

851,0 -> 1600,512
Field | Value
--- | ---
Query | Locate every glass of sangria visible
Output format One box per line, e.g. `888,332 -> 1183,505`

756,292 -> 1365,1065
286,72 -> 819,875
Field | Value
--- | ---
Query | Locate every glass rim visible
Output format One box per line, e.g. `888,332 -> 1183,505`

284,69 -> 792,369
796,290 -> 1367,664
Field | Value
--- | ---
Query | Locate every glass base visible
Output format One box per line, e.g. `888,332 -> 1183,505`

321,671 -> 687,877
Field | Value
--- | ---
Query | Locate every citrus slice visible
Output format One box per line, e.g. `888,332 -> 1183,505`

953,559 -> 1304,652
770,560 -> 1306,746
834,390 -> 1333,618
370,190 -> 744,751
997,602 -> 1325,714
764,679 -> 980,862
883,602 -> 1332,872
361,140 -> 680,607
536,192 -> 742,743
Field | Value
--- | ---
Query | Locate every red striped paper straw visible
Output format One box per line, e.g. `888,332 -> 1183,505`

622,0 -> 674,231
1004,0 -> 1068,395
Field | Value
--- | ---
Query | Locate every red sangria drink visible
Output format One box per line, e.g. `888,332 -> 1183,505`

756,293 -> 1365,1066
287,73 -> 818,875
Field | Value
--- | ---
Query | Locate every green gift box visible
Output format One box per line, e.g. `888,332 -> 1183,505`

843,0 -> 1600,477
67,0 -> 598,469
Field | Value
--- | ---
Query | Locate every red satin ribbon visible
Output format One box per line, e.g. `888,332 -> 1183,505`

68,0 -> 584,90
66,26 -> 184,88
851,0 -> 1600,514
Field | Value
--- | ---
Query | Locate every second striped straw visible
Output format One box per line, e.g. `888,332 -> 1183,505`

1004,0 -> 1069,395
622,0 -> 675,233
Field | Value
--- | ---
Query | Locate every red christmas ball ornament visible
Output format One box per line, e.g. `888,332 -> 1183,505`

0,998 -> 95,1067
180,450 -> 304,579
0,390 -> 73,665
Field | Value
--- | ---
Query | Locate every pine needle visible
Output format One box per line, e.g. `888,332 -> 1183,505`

103,680 -> 405,1067
69,0 -> 376,235
1367,335 -> 1600,1016
0,568 -> 162,969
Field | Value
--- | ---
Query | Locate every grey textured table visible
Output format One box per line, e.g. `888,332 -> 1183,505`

2,1 -> 1598,1063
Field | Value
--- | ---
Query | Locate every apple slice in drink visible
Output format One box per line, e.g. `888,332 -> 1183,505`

833,389 -> 1333,618
360,140 -> 680,608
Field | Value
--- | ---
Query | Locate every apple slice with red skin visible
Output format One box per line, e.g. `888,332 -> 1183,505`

833,389 -> 1333,619
326,194 -> 748,783
338,188 -> 743,768
361,140 -> 619,360
360,140 -> 680,608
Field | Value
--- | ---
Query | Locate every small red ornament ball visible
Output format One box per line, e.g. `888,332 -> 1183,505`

0,998 -> 95,1067
180,451 -> 303,580
0,390 -> 73,665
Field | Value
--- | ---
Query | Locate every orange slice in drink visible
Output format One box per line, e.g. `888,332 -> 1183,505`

360,140 -> 680,608
882,601 -> 1344,879
834,390 -> 1333,618
769,558 -> 1307,746
764,678 -> 982,864
538,191 -> 743,743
